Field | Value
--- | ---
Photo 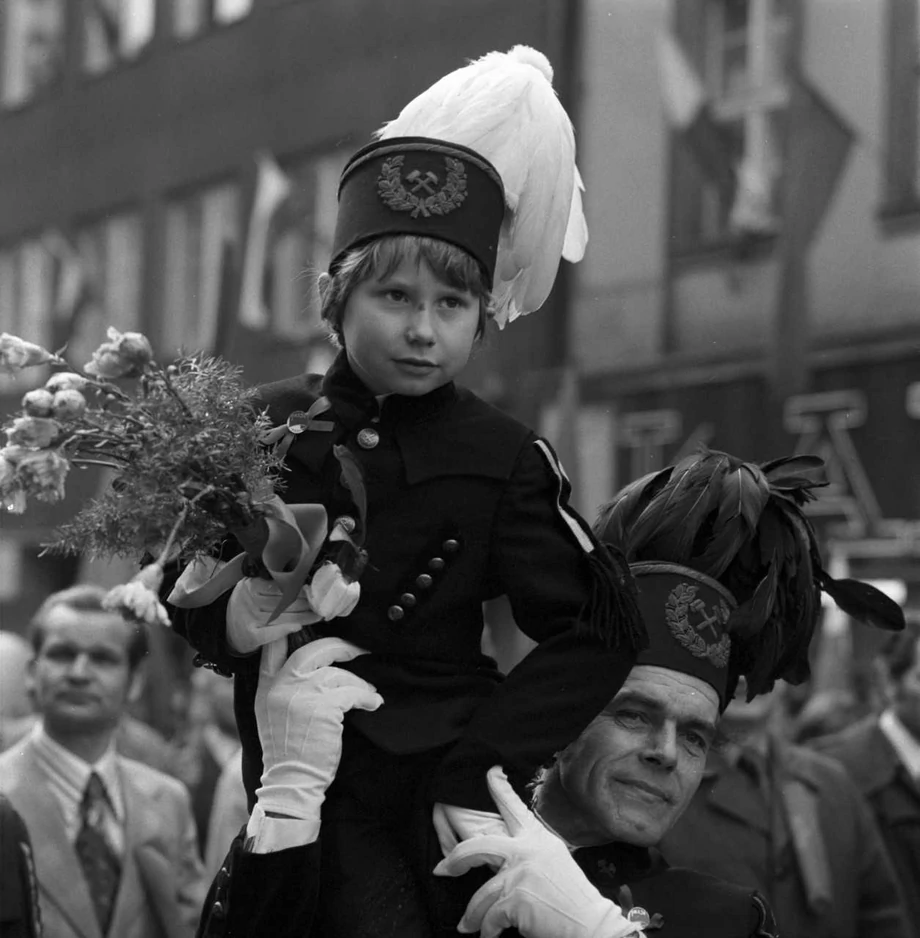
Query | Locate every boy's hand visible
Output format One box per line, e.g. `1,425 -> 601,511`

226,576 -> 319,654
254,637 -> 384,827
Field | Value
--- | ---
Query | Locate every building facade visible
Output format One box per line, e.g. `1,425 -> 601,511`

568,0 -> 920,651
0,0 -> 576,638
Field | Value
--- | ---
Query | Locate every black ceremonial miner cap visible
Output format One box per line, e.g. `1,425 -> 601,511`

630,562 -> 736,708
330,137 -> 506,284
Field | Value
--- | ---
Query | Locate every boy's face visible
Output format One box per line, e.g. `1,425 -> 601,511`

341,257 -> 480,396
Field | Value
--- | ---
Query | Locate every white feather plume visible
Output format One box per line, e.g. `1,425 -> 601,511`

376,45 -> 588,328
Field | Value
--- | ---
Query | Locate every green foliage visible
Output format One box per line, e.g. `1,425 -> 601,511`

45,354 -> 285,561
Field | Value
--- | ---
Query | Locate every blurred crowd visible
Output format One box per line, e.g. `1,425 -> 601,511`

0,589 -> 917,938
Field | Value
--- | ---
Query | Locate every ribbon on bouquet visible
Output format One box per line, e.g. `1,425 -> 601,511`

167,495 -> 329,623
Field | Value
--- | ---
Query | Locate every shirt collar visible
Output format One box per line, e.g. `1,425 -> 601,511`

879,708 -> 920,781
32,721 -> 124,820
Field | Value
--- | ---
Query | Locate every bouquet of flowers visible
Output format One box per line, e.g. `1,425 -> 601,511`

0,329 -> 366,629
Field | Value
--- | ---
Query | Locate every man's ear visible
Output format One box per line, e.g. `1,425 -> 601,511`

127,665 -> 146,706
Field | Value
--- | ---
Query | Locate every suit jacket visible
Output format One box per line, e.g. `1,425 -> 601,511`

196,834 -> 779,938
815,717 -> 920,938
167,352 -> 640,812
660,741 -> 911,938
0,738 -> 208,938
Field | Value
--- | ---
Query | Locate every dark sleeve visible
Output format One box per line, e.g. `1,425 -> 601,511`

428,440 -> 641,809
197,829 -> 320,938
161,538 -> 258,677
846,771 -> 912,938
0,798 -> 41,938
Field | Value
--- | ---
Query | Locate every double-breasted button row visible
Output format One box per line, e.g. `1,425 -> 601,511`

387,535 -> 463,623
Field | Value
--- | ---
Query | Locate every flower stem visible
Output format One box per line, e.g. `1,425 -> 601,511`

154,484 -> 216,567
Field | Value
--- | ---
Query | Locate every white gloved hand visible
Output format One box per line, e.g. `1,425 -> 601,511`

432,802 -> 509,858
226,576 -> 319,654
254,636 -> 384,829
434,766 -> 642,938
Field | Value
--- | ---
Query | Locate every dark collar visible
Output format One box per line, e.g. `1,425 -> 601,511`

574,841 -> 656,885
321,351 -> 458,429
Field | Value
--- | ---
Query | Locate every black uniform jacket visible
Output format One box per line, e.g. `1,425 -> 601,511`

0,795 -> 41,938
197,835 -> 777,938
167,354 -> 640,811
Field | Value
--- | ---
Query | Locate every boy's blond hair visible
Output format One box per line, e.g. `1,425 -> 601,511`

320,235 -> 494,346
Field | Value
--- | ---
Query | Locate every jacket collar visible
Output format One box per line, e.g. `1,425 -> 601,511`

573,841 -> 656,886
321,351 -> 458,429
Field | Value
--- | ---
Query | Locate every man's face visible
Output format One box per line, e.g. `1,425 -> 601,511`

892,636 -> 920,739
548,666 -> 720,847
28,605 -> 139,741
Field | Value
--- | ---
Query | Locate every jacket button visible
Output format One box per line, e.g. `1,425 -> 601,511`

442,538 -> 460,553
388,605 -> 405,622
400,592 -> 417,607
211,901 -> 226,920
416,574 -> 433,590
428,557 -> 445,571
334,515 -> 357,534
357,428 -> 379,449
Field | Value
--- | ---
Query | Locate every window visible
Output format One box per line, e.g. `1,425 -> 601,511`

1,0 -> 65,108
882,0 -> 920,214
671,0 -> 790,249
172,0 -> 252,39
163,183 -> 241,355
83,0 -> 156,75
0,237 -> 54,389
68,212 -> 144,368
267,149 -> 350,341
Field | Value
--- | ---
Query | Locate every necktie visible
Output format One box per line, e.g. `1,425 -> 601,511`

74,773 -> 121,934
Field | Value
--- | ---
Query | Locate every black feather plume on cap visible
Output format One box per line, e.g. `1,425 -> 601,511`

594,447 -> 904,703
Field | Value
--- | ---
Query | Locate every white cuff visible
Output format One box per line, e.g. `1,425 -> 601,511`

244,803 -> 320,854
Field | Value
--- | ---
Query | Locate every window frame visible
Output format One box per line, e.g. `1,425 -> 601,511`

669,0 -> 790,254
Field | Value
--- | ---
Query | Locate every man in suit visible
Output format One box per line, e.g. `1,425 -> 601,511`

0,585 -> 207,938
815,618 -> 920,937
659,681 -> 910,938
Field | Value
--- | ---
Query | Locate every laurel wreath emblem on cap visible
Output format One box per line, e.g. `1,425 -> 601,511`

377,155 -> 468,219
666,582 -> 732,667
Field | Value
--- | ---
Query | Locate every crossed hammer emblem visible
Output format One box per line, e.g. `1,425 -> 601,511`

406,169 -> 439,195
689,598 -> 724,640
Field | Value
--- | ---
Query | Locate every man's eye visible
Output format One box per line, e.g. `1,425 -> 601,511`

683,732 -> 709,753
616,710 -> 646,725
384,290 -> 407,302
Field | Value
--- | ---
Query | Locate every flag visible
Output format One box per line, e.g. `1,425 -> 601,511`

657,33 -> 737,208
772,71 -> 855,400
238,151 -> 293,329
781,72 -> 855,248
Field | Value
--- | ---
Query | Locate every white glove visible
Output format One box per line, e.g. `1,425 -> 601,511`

254,637 -> 384,830
226,576 -> 320,654
434,766 -> 642,938
432,803 -> 509,858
